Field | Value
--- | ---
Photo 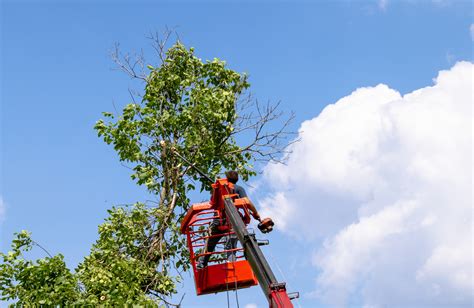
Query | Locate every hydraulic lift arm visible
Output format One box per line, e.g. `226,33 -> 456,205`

171,145 -> 297,307
224,197 -> 297,308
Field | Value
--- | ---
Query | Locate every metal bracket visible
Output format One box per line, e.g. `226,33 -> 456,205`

257,239 -> 269,246
288,292 -> 300,300
270,282 -> 287,291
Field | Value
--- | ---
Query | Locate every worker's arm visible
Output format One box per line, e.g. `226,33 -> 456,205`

233,184 -> 261,221
243,197 -> 261,221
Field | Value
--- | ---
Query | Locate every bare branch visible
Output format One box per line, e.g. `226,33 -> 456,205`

110,42 -> 147,81
146,28 -> 179,65
224,97 -> 298,164
149,290 -> 185,308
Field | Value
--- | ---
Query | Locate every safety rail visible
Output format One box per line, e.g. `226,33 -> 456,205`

185,208 -> 245,267
180,195 -> 259,297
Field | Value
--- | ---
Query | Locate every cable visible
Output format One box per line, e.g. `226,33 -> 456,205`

234,271 -> 240,308
269,252 -> 302,308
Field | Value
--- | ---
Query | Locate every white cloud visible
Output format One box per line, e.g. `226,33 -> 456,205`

259,62 -> 473,306
470,24 -> 474,41
244,304 -> 258,308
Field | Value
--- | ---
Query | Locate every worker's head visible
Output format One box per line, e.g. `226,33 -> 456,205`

225,170 -> 239,184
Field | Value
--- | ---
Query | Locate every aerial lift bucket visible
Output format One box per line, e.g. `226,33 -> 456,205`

180,201 -> 258,295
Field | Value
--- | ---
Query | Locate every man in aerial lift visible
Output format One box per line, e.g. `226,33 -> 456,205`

197,170 -> 261,269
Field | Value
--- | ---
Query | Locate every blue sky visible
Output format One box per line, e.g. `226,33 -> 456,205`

1,1 -> 472,307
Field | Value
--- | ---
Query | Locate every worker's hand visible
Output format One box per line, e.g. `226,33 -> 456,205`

253,213 -> 261,221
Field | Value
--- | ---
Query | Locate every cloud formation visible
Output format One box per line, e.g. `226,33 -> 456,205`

259,62 -> 473,306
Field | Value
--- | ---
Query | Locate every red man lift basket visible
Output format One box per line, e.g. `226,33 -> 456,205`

180,198 -> 258,295
180,178 -> 296,308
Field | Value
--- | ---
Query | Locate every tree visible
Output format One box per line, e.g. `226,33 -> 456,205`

0,231 -> 80,306
0,36 -> 294,306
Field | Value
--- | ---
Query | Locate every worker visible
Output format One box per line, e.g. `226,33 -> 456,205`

197,170 -> 261,269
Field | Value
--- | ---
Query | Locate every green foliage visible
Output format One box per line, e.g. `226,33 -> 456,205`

76,203 -> 182,305
0,210 -> 174,306
95,42 -> 256,195
0,231 -> 80,306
